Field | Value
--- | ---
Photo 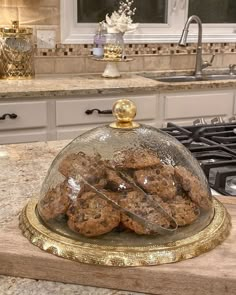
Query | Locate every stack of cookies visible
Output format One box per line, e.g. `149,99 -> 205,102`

38,149 -> 212,237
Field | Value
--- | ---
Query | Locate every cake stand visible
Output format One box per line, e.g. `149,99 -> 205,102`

19,197 -> 231,267
93,58 -> 133,78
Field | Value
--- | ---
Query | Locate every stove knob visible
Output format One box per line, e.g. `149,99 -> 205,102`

211,116 -> 225,124
193,118 -> 207,125
229,116 -> 236,123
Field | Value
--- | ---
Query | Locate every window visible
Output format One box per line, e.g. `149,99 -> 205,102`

188,0 -> 236,23
76,0 -> 167,23
61,0 -> 236,44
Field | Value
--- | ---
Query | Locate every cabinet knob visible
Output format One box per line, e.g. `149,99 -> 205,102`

193,118 -> 207,125
0,113 -> 18,120
229,116 -> 236,123
211,117 -> 224,124
85,109 -> 112,115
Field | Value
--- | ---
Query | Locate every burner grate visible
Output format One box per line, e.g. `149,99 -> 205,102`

161,122 -> 236,196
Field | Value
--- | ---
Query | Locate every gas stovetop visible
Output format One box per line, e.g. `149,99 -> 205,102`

161,122 -> 236,196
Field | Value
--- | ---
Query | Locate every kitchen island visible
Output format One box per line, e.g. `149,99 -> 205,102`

0,140 -> 141,295
0,140 -> 236,295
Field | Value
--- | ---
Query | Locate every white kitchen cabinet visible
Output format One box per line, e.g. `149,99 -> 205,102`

160,89 -> 235,127
56,94 -> 158,139
1,87 -> 236,144
0,100 -> 51,144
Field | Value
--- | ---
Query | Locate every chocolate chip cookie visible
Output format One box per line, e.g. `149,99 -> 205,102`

39,179 -> 73,220
105,168 -> 132,192
119,190 -> 172,235
67,191 -> 120,237
168,195 -> 199,226
59,152 -> 107,186
174,166 -> 212,210
134,165 -> 177,200
112,148 -> 161,169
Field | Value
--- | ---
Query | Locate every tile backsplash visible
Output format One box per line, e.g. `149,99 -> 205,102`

0,0 -> 235,75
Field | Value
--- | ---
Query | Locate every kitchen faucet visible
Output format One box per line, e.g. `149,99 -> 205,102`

179,15 -> 215,78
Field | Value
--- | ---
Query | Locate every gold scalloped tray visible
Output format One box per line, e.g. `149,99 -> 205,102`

19,198 -> 231,267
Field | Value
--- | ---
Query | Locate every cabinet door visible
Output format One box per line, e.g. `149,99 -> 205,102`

56,95 -> 158,139
162,90 -> 234,125
0,101 -> 48,144
56,95 -> 157,126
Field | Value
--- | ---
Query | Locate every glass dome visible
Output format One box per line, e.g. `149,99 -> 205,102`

37,99 -> 214,247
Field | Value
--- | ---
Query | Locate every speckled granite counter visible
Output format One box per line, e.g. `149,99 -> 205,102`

0,140 -> 143,295
0,74 -> 157,99
0,140 -> 236,295
0,71 -> 236,100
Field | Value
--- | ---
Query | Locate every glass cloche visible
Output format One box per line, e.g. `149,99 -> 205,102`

20,99 -> 231,266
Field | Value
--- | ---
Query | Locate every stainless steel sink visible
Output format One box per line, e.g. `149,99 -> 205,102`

140,74 -> 236,83
157,74 -> 236,83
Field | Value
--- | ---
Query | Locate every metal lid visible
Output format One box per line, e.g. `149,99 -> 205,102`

0,21 -> 33,37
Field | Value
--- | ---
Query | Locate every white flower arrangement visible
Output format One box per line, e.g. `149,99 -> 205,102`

104,0 -> 138,34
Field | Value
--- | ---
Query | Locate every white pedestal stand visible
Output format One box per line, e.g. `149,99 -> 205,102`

92,58 -> 133,78
102,61 -> 120,78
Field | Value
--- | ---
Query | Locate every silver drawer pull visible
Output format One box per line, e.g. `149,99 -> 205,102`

85,109 -> 112,115
0,113 -> 18,120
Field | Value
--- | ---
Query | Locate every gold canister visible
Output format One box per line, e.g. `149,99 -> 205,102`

0,21 -> 34,79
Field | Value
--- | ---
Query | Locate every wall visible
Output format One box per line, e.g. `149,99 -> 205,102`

0,0 -> 236,75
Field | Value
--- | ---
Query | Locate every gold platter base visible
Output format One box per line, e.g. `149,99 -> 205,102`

19,198 -> 231,267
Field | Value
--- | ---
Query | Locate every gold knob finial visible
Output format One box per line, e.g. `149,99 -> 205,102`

109,99 -> 140,129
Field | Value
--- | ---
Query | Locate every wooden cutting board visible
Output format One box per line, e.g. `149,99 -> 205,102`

0,196 -> 235,295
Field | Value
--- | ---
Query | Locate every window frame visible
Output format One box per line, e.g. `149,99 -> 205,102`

60,0 -> 236,44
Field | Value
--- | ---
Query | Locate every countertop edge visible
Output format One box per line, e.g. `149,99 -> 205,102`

1,73 -> 236,100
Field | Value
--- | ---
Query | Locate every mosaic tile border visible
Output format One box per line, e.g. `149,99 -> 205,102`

35,42 -> 236,57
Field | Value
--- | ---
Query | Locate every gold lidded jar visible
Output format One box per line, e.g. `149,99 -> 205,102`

20,99 -> 231,266
0,20 -> 34,79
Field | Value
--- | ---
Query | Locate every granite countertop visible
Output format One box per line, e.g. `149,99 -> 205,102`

0,140 -> 143,295
0,140 -> 235,294
0,70 -> 236,100
0,74 -> 158,99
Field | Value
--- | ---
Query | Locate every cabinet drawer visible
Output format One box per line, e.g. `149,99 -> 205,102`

0,129 -> 48,145
0,101 -> 47,130
163,91 -> 234,119
56,96 -> 157,127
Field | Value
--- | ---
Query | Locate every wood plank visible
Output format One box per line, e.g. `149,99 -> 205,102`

215,195 -> 236,205
0,197 -> 235,295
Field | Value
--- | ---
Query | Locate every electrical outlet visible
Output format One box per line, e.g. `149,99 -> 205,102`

37,29 -> 56,49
